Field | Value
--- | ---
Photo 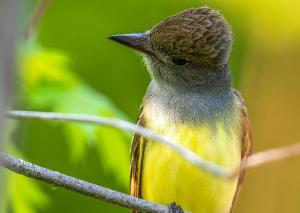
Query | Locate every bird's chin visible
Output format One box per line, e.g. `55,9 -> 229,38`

143,55 -> 165,80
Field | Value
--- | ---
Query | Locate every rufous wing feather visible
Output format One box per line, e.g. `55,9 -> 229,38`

130,106 -> 146,213
230,91 -> 252,213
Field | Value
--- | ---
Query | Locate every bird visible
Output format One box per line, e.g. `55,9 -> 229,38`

109,7 -> 252,213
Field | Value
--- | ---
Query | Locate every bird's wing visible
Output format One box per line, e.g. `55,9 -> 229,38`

230,91 -> 252,213
130,105 -> 146,209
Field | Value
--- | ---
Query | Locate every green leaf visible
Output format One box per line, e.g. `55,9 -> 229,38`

6,171 -> 49,213
2,123 -> 49,213
20,42 -> 131,186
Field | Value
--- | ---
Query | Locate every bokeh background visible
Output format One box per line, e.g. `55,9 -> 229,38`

2,0 -> 300,212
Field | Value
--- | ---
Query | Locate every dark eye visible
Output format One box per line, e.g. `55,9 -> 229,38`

171,58 -> 188,66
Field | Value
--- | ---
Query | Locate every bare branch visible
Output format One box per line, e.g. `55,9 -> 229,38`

6,110 -> 233,179
246,142 -> 300,168
7,110 -> 300,179
0,151 -> 169,213
3,110 -> 300,212
25,0 -> 53,40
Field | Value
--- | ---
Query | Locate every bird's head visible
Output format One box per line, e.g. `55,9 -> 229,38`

109,7 -> 232,91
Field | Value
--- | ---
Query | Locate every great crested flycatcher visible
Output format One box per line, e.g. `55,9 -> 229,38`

109,7 -> 252,213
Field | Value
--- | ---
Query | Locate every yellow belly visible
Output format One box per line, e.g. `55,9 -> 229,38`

141,109 -> 242,213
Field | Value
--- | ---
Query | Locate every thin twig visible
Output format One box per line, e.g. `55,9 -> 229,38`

3,110 -> 300,213
0,151 -> 169,213
25,0 -> 52,40
6,110 -> 234,179
246,142 -> 300,168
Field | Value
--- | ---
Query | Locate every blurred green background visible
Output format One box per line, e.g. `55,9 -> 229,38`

2,0 -> 300,212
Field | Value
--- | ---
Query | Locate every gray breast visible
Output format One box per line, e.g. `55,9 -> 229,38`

144,81 -> 240,127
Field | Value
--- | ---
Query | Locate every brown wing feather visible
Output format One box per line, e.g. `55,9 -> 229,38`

130,106 -> 146,213
230,91 -> 252,213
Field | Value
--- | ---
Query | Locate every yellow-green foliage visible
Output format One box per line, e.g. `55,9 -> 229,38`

5,42 -> 131,212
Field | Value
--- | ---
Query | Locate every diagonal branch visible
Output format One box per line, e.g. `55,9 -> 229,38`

2,110 -> 300,212
246,142 -> 300,168
6,110 -> 234,179
25,0 -> 53,40
6,110 -> 300,178
0,151 -> 169,213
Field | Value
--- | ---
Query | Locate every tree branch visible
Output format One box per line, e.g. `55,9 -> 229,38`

25,0 -> 52,40
5,110 -> 300,178
0,151 -> 169,213
6,110 -> 234,179
246,142 -> 300,168
2,110 -> 300,212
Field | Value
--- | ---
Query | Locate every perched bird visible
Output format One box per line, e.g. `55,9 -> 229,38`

109,7 -> 252,213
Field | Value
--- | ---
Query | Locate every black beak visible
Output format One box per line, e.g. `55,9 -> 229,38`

108,33 -> 155,56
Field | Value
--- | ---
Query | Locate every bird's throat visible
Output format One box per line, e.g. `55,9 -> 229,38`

144,80 -> 237,125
